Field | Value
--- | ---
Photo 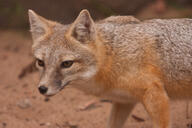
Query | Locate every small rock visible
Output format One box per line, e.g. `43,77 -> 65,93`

45,122 -> 51,126
40,122 -> 51,126
187,123 -> 192,128
62,121 -> 78,128
44,97 -> 50,102
17,98 -> 31,109
2,122 -> 7,128
39,123 -> 45,126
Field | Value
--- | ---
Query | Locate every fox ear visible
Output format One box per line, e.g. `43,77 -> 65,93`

28,10 -> 52,41
69,9 -> 96,43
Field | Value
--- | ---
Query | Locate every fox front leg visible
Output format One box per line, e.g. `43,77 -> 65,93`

142,82 -> 170,128
107,102 -> 135,128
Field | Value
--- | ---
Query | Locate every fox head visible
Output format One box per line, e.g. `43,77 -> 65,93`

28,9 -> 105,96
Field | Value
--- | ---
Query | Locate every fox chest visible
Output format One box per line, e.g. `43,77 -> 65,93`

101,89 -> 137,103
77,81 -> 136,103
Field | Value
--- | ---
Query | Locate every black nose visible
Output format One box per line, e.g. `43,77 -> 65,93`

38,86 -> 48,94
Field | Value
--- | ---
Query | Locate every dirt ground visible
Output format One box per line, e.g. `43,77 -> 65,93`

0,5 -> 192,128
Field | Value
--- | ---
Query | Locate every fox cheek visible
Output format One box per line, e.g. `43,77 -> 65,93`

54,79 -> 62,87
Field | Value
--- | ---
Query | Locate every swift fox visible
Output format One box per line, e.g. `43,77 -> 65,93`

28,9 -> 192,128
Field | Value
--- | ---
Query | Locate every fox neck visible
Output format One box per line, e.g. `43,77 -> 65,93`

93,35 -> 118,91
76,41 -> 117,96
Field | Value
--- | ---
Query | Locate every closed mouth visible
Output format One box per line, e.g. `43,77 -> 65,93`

44,81 -> 71,97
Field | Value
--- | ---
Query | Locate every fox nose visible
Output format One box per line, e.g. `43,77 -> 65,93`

38,86 -> 48,94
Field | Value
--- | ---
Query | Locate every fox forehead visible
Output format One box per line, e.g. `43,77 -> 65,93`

32,24 -> 76,59
33,45 -> 78,61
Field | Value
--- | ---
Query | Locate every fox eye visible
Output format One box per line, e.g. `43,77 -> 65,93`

61,61 -> 73,68
37,59 -> 45,67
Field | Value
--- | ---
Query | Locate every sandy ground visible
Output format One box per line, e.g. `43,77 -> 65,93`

0,30 -> 191,128
0,5 -> 192,127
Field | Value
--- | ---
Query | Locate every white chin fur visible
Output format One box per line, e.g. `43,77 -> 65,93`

45,89 -> 59,96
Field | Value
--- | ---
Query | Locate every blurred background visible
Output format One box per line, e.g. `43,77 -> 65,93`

1,0 -> 192,29
0,0 -> 192,128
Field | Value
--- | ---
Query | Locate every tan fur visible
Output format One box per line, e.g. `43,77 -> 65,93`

29,9 -> 192,128
99,15 -> 140,25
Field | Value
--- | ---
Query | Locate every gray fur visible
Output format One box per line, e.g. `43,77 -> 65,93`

97,18 -> 192,86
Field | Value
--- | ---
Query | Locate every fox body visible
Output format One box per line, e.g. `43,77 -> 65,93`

28,9 -> 192,128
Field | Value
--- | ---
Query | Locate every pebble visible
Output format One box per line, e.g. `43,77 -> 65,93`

17,98 -> 31,109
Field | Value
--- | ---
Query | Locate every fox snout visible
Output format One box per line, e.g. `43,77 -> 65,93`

38,86 -> 48,94
37,78 -> 64,96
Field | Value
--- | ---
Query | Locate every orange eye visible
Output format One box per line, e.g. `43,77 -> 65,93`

61,61 -> 73,68
37,59 -> 45,67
